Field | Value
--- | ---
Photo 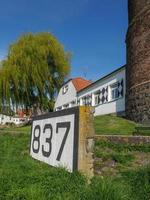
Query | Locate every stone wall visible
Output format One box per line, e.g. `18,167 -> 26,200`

126,82 -> 150,122
128,0 -> 150,23
94,135 -> 150,145
126,0 -> 150,123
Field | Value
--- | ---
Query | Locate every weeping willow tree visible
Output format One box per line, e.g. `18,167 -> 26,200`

0,32 -> 71,114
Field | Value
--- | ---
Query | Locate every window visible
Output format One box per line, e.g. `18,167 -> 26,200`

71,100 -> 76,107
82,95 -> 91,106
86,95 -> 92,106
94,91 -> 100,106
62,85 -> 68,95
82,97 -> 86,105
77,99 -> 80,105
63,104 -> 69,109
57,106 -> 62,111
110,82 -> 119,100
20,119 -> 25,122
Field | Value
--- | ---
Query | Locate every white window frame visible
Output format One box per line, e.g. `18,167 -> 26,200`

86,95 -> 92,106
56,106 -> 62,111
70,100 -> 76,107
94,91 -> 100,106
110,82 -> 119,101
82,97 -> 86,105
81,95 -> 91,106
63,104 -> 69,109
62,84 -> 68,95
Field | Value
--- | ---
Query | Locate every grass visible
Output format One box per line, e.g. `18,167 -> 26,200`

122,166 -> 150,200
0,132 -> 128,200
0,125 -> 31,133
0,114 -> 148,136
95,140 -> 150,153
0,127 -> 150,199
94,115 -> 137,135
94,140 -> 150,176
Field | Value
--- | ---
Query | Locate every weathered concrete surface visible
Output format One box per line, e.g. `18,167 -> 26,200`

77,106 -> 95,178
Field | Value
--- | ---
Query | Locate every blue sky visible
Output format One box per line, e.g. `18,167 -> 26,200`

0,0 -> 128,81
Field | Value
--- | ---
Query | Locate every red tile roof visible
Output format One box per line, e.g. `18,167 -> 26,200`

72,77 -> 92,92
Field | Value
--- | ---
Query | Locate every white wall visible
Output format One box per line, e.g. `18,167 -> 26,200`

0,114 -> 27,125
54,81 -> 77,110
77,68 -> 126,116
0,114 -> 12,124
94,98 -> 125,116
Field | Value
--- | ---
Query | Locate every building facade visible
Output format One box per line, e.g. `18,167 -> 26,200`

0,114 -> 27,125
54,66 -> 126,116
54,77 -> 91,111
78,66 -> 125,116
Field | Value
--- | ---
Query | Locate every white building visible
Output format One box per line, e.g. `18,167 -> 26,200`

54,77 -> 91,111
0,114 -> 27,126
54,65 -> 126,116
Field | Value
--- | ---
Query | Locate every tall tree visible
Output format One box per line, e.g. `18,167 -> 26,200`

0,32 -> 71,114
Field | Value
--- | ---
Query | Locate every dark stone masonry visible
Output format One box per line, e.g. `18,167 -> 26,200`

126,0 -> 150,123
94,135 -> 150,146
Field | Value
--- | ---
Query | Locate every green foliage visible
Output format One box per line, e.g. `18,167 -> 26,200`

0,132 -> 129,200
0,130 -> 150,199
95,140 -> 150,153
133,128 -> 150,136
0,32 -> 71,113
84,177 -> 129,200
0,125 -> 31,134
94,140 -> 150,178
94,115 -> 137,135
95,149 -> 134,165
111,153 -> 134,164
122,166 -> 150,200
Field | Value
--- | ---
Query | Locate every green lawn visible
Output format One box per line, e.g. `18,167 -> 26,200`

0,114 -> 147,136
0,132 -> 127,200
94,140 -> 150,200
94,140 -> 150,176
0,129 -> 150,199
94,115 -> 137,135
0,125 -> 31,134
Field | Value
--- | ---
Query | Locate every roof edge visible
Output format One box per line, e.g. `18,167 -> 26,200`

77,65 -> 126,94
61,77 -> 92,88
61,78 -> 72,87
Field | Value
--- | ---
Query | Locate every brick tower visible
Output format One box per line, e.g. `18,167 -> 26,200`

126,0 -> 150,122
